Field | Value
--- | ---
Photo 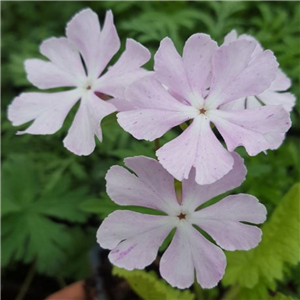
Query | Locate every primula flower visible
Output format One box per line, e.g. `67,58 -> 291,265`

117,34 -> 291,184
221,30 -> 296,113
97,155 -> 267,289
8,9 -> 150,155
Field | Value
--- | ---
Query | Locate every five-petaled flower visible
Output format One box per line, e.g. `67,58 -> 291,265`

97,155 -> 267,289
8,8 -> 150,156
117,34 -> 291,185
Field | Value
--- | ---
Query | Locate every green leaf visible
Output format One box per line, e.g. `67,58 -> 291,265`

222,183 -> 300,290
270,292 -> 300,300
1,155 -> 91,275
113,267 -> 195,300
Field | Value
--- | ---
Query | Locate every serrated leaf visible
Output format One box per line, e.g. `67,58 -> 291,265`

222,183 -> 300,290
1,155 -> 91,275
113,267 -> 195,300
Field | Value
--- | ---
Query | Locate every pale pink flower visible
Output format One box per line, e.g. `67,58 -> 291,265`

221,30 -> 296,113
117,34 -> 291,184
8,9 -> 150,155
97,155 -> 267,289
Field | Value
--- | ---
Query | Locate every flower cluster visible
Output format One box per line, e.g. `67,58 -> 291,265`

8,8 -> 295,290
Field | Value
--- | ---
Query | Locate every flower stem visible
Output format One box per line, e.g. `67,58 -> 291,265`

15,261 -> 36,300
193,281 -> 204,299
154,139 -> 160,151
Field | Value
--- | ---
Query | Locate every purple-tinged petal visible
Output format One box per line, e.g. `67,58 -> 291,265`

117,76 -> 198,141
105,156 -> 180,214
118,109 -> 194,141
97,210 -> 173,250
191,194 -> 267,251
181,152 -> 246,212
220,96 -> 262,111
25,59 -> 78,89
63,91 -> 116,156
160,224 -> 226,289
246,96 -> 262,109
264,132 -> 285,150
206,40 -> 278,108
159,224 -> 194,289
157,116 -> 234,185
269,69 -> 291,91
40,37 -> 86,81
96,10 -> 120,77
8,90 -> 80,134
182,33 -> 218,105
97,211 -> 173,270
95,39 -> 151,99
154,37 -> 202,107
223,29 -> 238,44
210,105 -> 291,155
108,98 -> 135,112
258,90 -> 296,113
66,9 -> 120,78
223,30 -> 264,57
220,97 -> 247,111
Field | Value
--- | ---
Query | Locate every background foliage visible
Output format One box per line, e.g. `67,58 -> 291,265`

1,1 -> 299,300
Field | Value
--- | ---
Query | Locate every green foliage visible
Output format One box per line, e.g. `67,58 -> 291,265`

270,293 -> 300,300
113,267 -> 195,300
1,155 -> 94,276
1,1 -> 299,298
222,183 -> 300,297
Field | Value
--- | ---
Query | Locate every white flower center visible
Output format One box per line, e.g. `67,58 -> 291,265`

79,78 -> 95,92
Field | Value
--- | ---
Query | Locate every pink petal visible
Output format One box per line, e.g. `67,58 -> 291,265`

246,96 -> 262,109
210,106 -> 291,155
63,91 -> 116,156
97,210 -> 173,270
221,96 -> 262,111
220,97 -> 247,111
223,30 -> 264,57
66,9 -> 120,78
108,98 -> 135,112
264,132 -> 285,150
105,156 -> 180,214
94,39 -> 151,99
258,90 -> 296,113
182,152 -> 246,212
160,224 -> 226,289
117,76 -> 198,141
154,37 -> 200,106
182,34 -> 218,106
223,29 -> 238,44
157,116 -> 234,185
8,90 -> 80,134
269,69 -> 291,91
118,109 -> 194,141
40,37 -> 86,82
25,59 -> 78,89
98,211 -> 173,270
206,40 -> 278,108
192,194 -> 267,251
97,210 -> 172,249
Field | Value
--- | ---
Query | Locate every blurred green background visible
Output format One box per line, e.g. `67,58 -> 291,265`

1,1 -> 299,300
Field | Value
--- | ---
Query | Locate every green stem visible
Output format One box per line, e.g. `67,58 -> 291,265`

221,285 -> 241,300
15,262 -> 36,300
154,138 -> 160,151
194,281 -> 204,300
